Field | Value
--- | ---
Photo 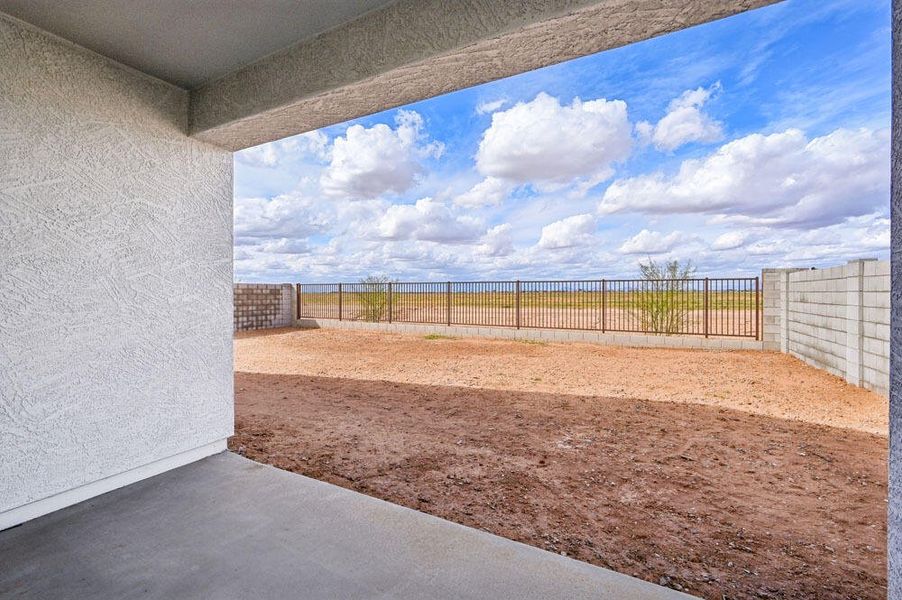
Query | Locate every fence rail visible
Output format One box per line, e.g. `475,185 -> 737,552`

296,277 -> 760,339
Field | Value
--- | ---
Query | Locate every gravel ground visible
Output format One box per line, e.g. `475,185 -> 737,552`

235,328 -> 887,436
233,328 -> 888,599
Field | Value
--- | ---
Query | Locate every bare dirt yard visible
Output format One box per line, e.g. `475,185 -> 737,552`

233,328 -> 888,599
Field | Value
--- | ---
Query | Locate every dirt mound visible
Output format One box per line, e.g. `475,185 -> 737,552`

235,328 -> 887,435
232,371 -> 887,599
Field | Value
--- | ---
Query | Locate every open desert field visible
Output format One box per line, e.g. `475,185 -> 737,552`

233,328 -> 887,599
299,288 -> 760,337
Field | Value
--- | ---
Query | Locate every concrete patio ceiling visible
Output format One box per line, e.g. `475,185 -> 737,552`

0,0 -> 398,89
0,0 -> 778,150
0,452 -> 694,599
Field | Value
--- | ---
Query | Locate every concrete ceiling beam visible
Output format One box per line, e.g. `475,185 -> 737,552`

189,0 -> 779,151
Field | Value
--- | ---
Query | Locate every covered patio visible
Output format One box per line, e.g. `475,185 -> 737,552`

0,452 -> 688,599
0,0 -> 898,598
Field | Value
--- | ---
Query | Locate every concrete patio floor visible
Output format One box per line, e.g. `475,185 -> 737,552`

0,452 -> 692,599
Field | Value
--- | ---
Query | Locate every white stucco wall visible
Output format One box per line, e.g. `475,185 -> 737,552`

0,15 -> 233,525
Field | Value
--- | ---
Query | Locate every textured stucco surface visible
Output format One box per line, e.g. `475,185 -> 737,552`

0,0 -> 397,89
190,0 -> 779,150
0,15 -> 233,514
890,1 -> 901,595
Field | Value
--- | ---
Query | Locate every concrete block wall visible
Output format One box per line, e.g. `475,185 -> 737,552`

861,260 -> 892,393
234,284 -> 295,331
788,264 -> 851,380
762,268 -> 795,353
297,318 -> 764,351
762,260 -> 890,396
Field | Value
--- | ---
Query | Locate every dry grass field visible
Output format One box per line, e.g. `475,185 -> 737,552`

299,288 -> 760,336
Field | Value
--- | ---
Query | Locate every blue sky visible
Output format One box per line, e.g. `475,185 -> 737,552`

234,0 -> 890,282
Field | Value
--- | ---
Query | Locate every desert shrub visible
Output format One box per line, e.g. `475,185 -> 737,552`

635,258 -> 696,335
354,275 -> 392,322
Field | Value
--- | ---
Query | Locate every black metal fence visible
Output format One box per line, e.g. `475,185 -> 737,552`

296,277 -> 760,339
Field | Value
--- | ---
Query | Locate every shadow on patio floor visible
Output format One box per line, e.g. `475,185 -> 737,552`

0,452 -> 688,600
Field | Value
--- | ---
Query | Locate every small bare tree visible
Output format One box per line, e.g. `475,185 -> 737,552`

354,275 -> 392,322
636,258 -> 696,335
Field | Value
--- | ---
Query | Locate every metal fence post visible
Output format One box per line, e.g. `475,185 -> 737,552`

296,283 -> 301,320
515,280 -> 521,329
601,279 -> 606,333
387,281 -> 392,323
297,276 -> 756,338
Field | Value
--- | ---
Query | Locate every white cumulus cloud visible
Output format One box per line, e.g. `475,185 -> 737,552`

257,238 -> 312,254
237,144 -> 279,168
321,110 -> 443,199
453,177 -> 513,208
373,198 -> 483,244
618,229 -> 688,254
599,127 -> 889,228
637,84 -> 724,151
234,194 -> 328,244
537,214 -> 597,249
711,231 -> 749,251
478,224 -> 515,256
476,99 -> 508,115
476,92 -> 632,186
237,130 -> 330,167
291,130 -> 331,160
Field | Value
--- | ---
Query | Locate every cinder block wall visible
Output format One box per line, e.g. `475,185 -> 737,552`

860,262 -> 892,391
761,268 -> 794,353
762,260 -> 889,396
234,284 -> 295,331
788,264 -> 853,380
298,318 -> 763,351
